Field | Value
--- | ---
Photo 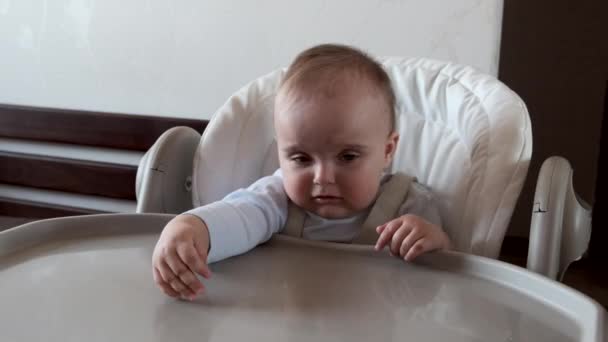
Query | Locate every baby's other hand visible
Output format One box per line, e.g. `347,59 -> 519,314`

374,214 -> 451,261
152,214 -> 212,300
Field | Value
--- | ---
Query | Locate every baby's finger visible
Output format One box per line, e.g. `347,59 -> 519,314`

404,238 -> 431,261
176,244 -> 206,294
375,220 -> 401,251
178,269 -> 204,296
153,267 -> 180,298
399,228 -> 424,258
157,261 -> 190,297
156,258 -> 178,284
163,256 -> 196,297
390,225 -> 412,255
170,269 -> 203,299
193,240 -> 212,279
375,223 -> 388,234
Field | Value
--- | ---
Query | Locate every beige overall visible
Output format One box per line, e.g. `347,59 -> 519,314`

281,173 -> 414,244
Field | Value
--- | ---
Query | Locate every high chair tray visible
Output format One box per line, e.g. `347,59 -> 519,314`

0,214 -> 604,341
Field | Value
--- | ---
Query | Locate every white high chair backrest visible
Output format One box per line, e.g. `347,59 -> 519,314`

191,58 -> 532,258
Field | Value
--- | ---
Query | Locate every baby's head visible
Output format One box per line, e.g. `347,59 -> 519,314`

274,44 -> 399,219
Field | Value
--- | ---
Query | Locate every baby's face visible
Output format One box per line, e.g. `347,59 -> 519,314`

274,81 -> 398,219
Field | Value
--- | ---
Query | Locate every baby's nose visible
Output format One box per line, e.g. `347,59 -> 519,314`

313,163 -> 336,185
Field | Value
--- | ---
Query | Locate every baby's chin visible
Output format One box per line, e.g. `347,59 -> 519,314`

308,205 -> 359,220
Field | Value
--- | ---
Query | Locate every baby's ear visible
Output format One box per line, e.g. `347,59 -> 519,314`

384,131 -> 400,165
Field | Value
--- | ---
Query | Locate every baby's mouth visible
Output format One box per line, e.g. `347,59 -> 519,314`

312,195 -> 342,204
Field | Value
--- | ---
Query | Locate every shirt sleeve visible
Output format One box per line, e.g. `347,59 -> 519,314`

397,182 -> 443,227
185,170 -> 288,263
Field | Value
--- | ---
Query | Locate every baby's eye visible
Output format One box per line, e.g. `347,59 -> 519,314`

339,152 -> 360,162
290,154 -> 312,165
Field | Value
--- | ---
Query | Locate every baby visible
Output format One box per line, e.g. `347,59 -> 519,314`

152,44 -> 451,300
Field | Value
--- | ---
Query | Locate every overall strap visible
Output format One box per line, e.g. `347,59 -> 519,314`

282,201 -> 307,238
352,173 -> 413,244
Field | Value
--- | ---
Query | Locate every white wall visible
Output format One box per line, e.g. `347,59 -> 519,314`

0,0 -> 503,120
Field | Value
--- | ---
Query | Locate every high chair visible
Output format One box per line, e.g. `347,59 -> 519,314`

135,57 -> 592,281
1,58 -> 602,342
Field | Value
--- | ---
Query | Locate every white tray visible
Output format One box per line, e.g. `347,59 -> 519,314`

0,214 -> 604,341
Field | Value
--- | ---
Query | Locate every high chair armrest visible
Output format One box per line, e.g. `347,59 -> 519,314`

136,126 -> 201,214
527,156 -> 593,281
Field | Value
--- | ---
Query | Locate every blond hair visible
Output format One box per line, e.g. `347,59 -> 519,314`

279,44 -> 396,131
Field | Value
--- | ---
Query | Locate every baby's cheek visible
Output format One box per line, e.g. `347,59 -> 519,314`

284,176 -> 309,204
348,181 -> 379,210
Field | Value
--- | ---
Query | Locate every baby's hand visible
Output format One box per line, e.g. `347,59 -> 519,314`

152,214 -> 212,300
374,214 -> 451,261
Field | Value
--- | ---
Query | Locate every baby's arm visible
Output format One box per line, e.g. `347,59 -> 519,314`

188,172 -> 288,263
374,182 -> 451,261
152,172 -> 288,299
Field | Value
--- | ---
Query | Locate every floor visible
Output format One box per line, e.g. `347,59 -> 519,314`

561,260 -> 608,309
500,252 -> 608,309
0,216 -> 36,231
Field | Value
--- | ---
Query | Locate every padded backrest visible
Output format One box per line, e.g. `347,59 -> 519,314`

191,58 -> 532,258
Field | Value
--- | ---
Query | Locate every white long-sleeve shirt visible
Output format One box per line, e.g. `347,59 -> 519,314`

187,170 -> 442,263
